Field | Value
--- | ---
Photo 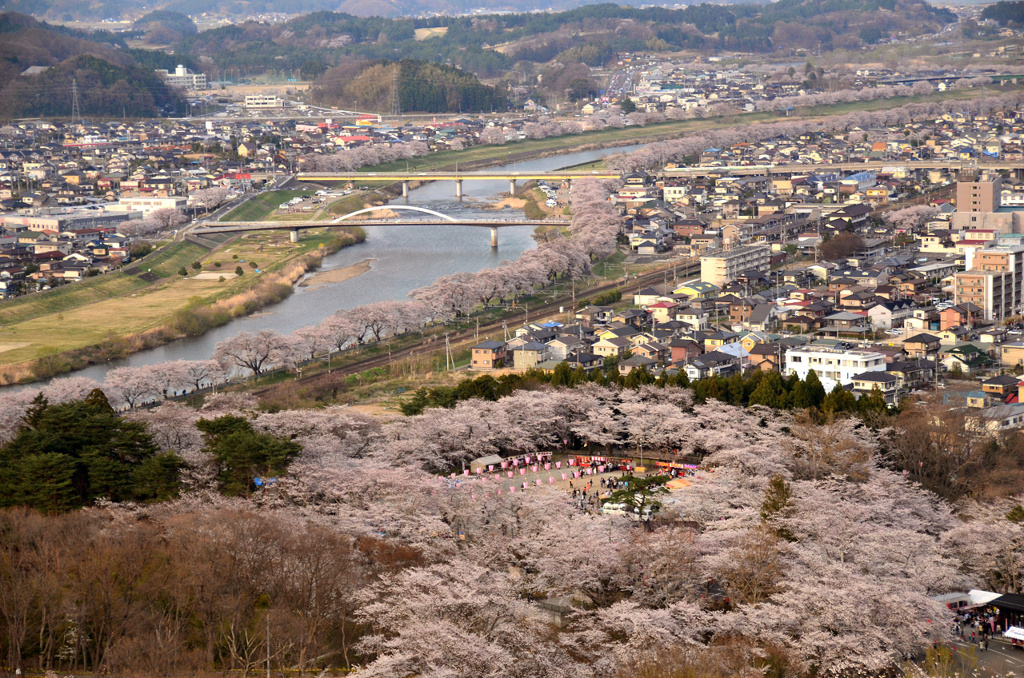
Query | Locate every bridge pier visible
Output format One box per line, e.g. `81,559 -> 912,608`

401,181 -> 409,199
289,229 -> 299,243
491,226 -> 498,248
509,178 -> 516,196
456,179 -> 463,200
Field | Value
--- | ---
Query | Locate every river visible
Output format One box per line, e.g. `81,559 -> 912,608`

31,144 -> 644,384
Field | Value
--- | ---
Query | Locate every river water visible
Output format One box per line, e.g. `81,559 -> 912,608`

31,144 -> 643,384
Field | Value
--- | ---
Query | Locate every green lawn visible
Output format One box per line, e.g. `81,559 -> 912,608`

220,190 -> 310,222
142,242 -> 210,279
0,274 -> 150,326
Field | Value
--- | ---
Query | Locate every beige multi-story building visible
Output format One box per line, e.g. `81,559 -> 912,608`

700,245 -> 771,286
957,174 -> 1002,213
155,65 -> 208,90
954,243 -> 1024,321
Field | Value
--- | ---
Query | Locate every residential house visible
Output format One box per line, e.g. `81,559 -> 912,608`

851,372 -> 900,406
513,342 -> 549,370
904,333 -> 943,358
471,340 -> 506,370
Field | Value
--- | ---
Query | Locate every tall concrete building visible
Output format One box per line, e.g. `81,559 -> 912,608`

954,243 -> 1024,321
957,173 -> 1002,213
700,245 -> 771,286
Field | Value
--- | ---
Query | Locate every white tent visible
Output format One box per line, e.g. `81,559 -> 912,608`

969,589 -> 1003,607
1004,626 -> 1024,642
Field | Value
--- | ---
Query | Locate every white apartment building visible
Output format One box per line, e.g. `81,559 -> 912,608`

117,196 -> 188,217
244,94 -> 285,109
156,65 -> 208,90
700,245 -> 771,286
784,345 -> 887,393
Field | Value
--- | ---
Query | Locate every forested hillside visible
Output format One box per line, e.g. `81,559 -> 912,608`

0,13 -> 185,118
310,59 -> 507,113
167,1 -> 954,84
981,1 -> 1024,26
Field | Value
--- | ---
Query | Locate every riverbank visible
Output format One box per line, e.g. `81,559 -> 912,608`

299,258 -> 375,288
0,228 -> 365,385
360,85 -> 1019,176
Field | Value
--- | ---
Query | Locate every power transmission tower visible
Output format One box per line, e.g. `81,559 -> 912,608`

391,64 -> 401,118
71,79 -> 81,125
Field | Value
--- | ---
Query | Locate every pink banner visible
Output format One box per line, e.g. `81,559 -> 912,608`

598,465 -> 605,473
544,463 -> 550,470
519,468 -> 525,476
509,487 -> 515,493
536,479 -> 542,486
475,468 -> 481,474
561,473 -> 567,480
507,471 -> 513,478
531,465 -> 538,473
501,461 -> 508,468
549,477 -> 554,484
488,465 -> 494,471
556,462 -> 562,469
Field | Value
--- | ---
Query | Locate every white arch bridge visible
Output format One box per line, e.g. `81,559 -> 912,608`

193,205 -> 567,247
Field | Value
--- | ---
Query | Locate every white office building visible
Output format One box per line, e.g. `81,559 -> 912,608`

156,65 -> 208,90
784,345 -> 887,393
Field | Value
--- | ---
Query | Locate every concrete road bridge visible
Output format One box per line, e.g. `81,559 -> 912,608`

192,205 -> 567,247
296,170 -> 621,198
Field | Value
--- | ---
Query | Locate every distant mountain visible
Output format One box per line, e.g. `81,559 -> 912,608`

168,0 -> 955,84
0,13 -> 185,118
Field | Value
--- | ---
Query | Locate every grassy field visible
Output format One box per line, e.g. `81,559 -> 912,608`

0,230 -> 342,367
221,190 -> 309,221
361,85 -> 1021,174
0,273 -> 151,327
142,242 -> 210,279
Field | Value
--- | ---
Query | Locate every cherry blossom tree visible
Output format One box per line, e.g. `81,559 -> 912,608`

214,329 -> 294,377
104,365 -> 160,408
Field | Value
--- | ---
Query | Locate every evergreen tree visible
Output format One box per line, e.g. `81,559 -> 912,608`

822,384 -> 858,417
0,390 -> 181,513
857,386 -> 889,417
749,372 -> 786,409
760,473 -> 795,540
550,361 -> 572,387
197,415 -> 302,498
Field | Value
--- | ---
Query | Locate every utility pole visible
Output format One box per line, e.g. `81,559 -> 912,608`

266,607 -> 271,678
445,333 -> 453,371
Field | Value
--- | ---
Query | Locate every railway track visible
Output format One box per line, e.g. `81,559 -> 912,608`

252,258 -> 701,398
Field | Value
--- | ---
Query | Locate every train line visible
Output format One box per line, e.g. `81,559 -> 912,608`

251,258 -> 701,398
